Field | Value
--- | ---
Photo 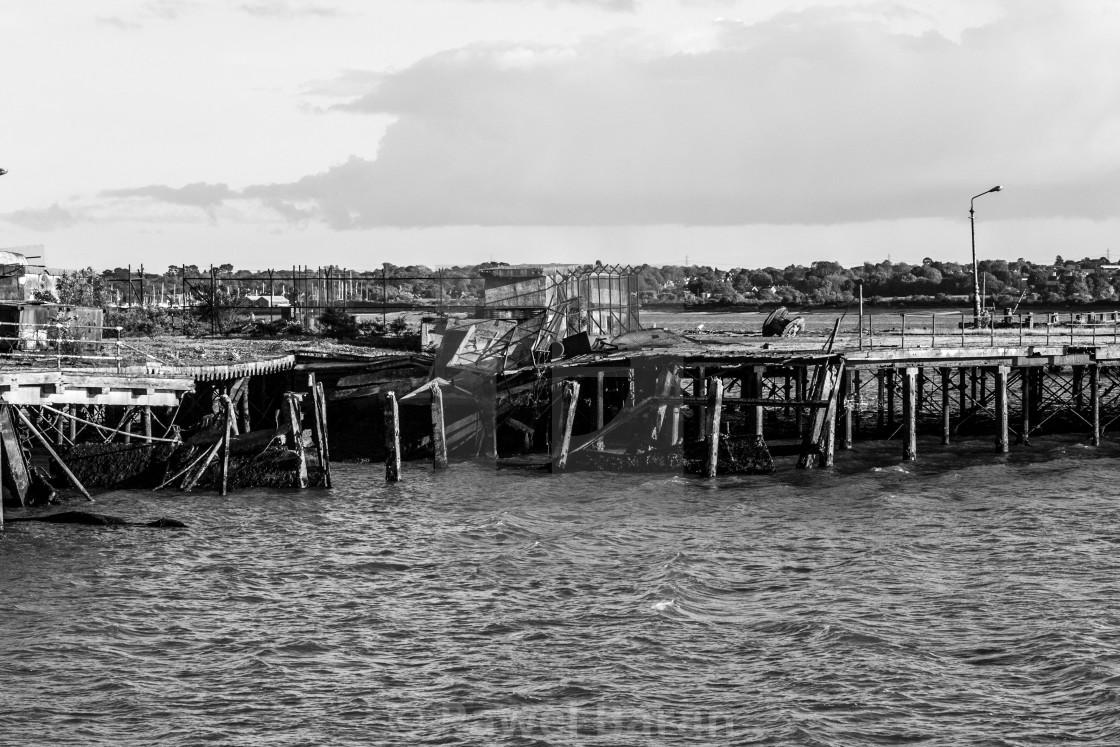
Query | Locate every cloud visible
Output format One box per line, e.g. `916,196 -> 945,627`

103,183 -> 236,210
463,0 -> 637,10
102,3 -> 1120,230
2,204 -> 81,231
239,1 -> 344,19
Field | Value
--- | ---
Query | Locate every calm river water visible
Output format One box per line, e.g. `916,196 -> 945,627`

4,438 -> 1120,746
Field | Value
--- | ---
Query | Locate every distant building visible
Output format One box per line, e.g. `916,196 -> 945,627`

0,246 -> 57,302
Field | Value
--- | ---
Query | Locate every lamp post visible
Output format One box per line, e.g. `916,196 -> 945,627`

970,185 -> 1002,324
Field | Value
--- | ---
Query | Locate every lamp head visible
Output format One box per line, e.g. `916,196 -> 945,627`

989,185 -> 1002,192
0,168 -> 7,176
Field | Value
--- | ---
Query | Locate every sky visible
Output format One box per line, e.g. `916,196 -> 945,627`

2,0 -> 1119,273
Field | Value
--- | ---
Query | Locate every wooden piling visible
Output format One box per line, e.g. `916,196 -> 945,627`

1090,364 -> 1100,446
704,377 -> 723,478
749,366 -> 764,438
306,380 -> 332,486
384,391 -> 401,482
940,367 -> 951,445
143,405 -> 153,443
887,369 -> 896,428
902,367 -> 917,461
696,367 -> 707,441
286,393 -> 309,488
994,366 -> 1009,453
218,395 -> 233,496
315,382 -> 332,487
554,379 -> 580,471
841,369 -> 852,450
68,404 -> 76,443
431,383 -> 448,469
594,370 -> 605,451
1019,368 -> 1031,445
1,421 -> 4,529
239,377 -> 252,433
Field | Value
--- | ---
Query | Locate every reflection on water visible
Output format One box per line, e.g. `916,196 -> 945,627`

3,436 -> 1120,745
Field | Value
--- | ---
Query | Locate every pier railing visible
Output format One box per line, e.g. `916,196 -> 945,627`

0,323 -> 125,371
851,311 -> 1120,350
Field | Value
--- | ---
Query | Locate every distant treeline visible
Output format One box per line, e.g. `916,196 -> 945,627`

61,256 -> 1120,308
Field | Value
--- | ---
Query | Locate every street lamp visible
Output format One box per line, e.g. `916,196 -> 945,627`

0,168 -> 7,176
971,184 -> 1002,323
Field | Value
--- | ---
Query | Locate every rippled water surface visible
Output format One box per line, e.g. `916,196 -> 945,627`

5,438 -> 1120,746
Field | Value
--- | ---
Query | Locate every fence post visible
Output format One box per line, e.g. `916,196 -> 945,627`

901,313 -> 906,349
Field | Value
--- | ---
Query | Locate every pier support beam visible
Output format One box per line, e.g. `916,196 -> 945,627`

840,369 -> 852,450
1018,368 -> 1031,446
1090,364 -> 1100,446
431,383 -> 448,470
594,370 -> 605,451
940,367 -> 951,445
703,377 -> 723,478
554,379 -> 580,472
384,391 -> 401,483
902,367 -> 917,461
995,366 -> 1009,454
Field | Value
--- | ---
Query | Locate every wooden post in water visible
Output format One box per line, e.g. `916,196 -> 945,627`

823,383 -> 837,468
696,367 -> 707,441
286,393 -> 309,488
1090,364 -> 1101,446
239,378 -> 252,433
67,405 -> 76,443
704,377 -> 723,478
994,366 -> 1009,453
1019,368 -> 1031,445
143,405 -> 152,443
903,367 -> 917,461
877,369 -> 886,430
887,369 -> 896,428
840,369 -> 852,450
431,383 -> 448,470
940,367 -> 951,445
554,379 -> 580,471
594,370 -> 605,451
316,382 -> 332,487
306,379 -> 331,486
749,366 -> 764,438
1,420 -> 4,529
384,392 -> 401,482
669,369 -> 682,446
219,395 -> 233,496
796,366 -> 807,436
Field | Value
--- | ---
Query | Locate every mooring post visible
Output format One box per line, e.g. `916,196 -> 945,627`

704,377 -> 723,478
995,366 -> 1009,453
219,395 -> 233,496
1018,368 -> 1031,445
1090,364 -> 1101,446
840,369 -> 852,450
554,379 -> 580,471
903,367 -> 917,461
594,370 -> 605,451
384,392 -> 401,482
431,383 -> 448,470
940,367 -> 951,445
